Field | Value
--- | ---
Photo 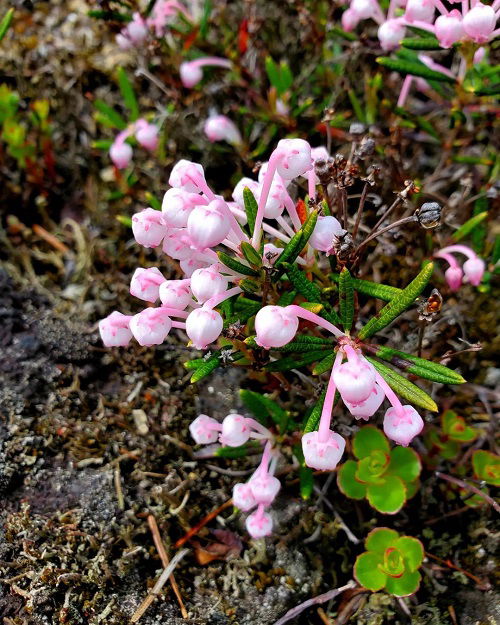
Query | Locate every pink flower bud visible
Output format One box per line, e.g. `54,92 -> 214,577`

302,430 -> 346,470
344,383 -> 385,420
135,122 -> 159,151
186,307 -> 223,349
204,115 -> 242,145
220,414 -> 251,447
463,3 -> 496,43
333,358 -> 376,404
342,8 -> 361,31
383,405 -> 424,446
275,138 -> 313,179
126,13 -> 148,44
309,216 -> 343,254
162,228 -> 194,260
254,306 -> 299,348
189,414 -> 221,444
110,141 -> 133,169
378,19 -> 406,51
249,474 -> 281,506
179,61 -> 203,88
180,257 -> 208,277
190,266 -> 228,304
404,0 -> 435,23
99,311 -> 133,347
130,267 -> 165,302
169,159 -> 205,193
232,178 -> 260,208
435,11 -> 464,48
246,505 -> 273,538
463,257 -> 485,286
162,188 -> 203,228
132,208 -> 167,248
187,200 -> 231,250
159,280 -> 192,309
351,0 -> 378,19
129,307 -> 172,346
233,483 -> 257,511
444,265 -> 463,292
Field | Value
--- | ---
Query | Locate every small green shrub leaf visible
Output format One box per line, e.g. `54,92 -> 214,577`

94,99 -> 127,130
299,466 -> 314,500
472,450 -> 500,486
265,349 -> 331,372
241,241 -> 263,268
243,186 -> 258,236
312,352 -> 335,375
217,251 -> 258,276
0,8 -> 14,43
365,528 -> 399,553
377,57 -> 456,84
352,425 -> 390,460
354,552 -> 387,591
367,475 -> 406,514
283,262 -> 322,302
337,460 -> 367,499
303,390 -> 326,433
274,209 -> 318,269
339,267 -> 355,332
117,67 -> 139,121
401,37 -> 442,50
452,211 -> 488,242
331,274 -> 401,301
387,447 -> 421,483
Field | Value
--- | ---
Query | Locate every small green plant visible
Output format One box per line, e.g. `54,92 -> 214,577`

424,409 -> 477,466
472,450 -> 500,487
354,528 -> 424,597
337,426 -> 421,514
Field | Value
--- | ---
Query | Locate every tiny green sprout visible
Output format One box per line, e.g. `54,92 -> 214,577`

424,410 -> 477,465
354,528 -> 424,597
337,426 -> 421,514
472,450 -> 500,487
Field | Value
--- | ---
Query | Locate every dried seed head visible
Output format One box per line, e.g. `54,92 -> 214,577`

349,122 -> 366,136
418,288 -> 443,322
314,157 -> 334,185
354,136 -> 375,159
332,229 -> 354,260
415,202 -> 442,229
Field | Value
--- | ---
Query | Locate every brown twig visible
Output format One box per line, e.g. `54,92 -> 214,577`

32,224 -> 70,254
174,499 -> 233,548
425,552 -> 490,589
317,607 -> 333,624
435,471 -> 500,513
352,182 -> 369,240
355,215 -> 417,257
148,515 -> 188,619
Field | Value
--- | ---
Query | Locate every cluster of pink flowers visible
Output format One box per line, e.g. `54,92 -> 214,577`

190,415 -> 279,538
435,244 -> 485,291
342,0 -> 499,50
109,119 -> 159,169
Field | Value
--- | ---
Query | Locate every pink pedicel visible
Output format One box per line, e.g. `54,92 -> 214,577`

129,267 -> 166,302
129,307 -> 173,346
204,115 -> 242,146
344,383 -> 385,420
220,414 -> 251,447
99,311 -> 133,347
109,141 -> 133,169
254,306 -> 299,348
185,307 -> 223,349
161,188 -> 205,228
134,120 -> 159,151
302,430 -> 346,471
187,200 -> 231,250
189,414 -> 221,444
245,504 -> 273,539
309,216 -> 343,254
190,266 -> 228,304
383,405 -> 424,446
131,208 -> 167,248
159,280 -> 192,309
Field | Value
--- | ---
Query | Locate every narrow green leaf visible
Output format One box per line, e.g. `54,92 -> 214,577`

265,56 -> 282,93
265,349 -> 331,372
116,215 -> 132,227
199,0 -> 212,38
452,211 -> 488,242
190,355 -> 221,382
215,444 -> 254,459
358,263 -> 434,340
303,390 -> 327,433
117,67 -> 139,121
243,186 -> 258,236
283,262 -> 322,302
474,84 -> 500,96
401,37 -> 442,50
329,25 -> 357,41
92,139 -> 113,150
217,251 -> 258,276
274,209 -> 318,270
241,241 -> 262,268
0,8 -> 14,43
145,192 -> 162,211
377,57 -> 456,84
331,273 -> 401,301
277,289 -> 297,306
348,89 -> 366,124
339,267 -> 355,332
240,389 -> 288,432
88,9 -> 130,22
366,357 -> 438,412
183,357 -> 206,370
299,466 -> 314,500
313,352 -> 335,375
365,345 -> 466,385
94,99 -> 127,130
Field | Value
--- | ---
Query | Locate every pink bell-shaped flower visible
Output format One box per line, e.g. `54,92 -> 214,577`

404,0 -> 435,23
378,19 -> 406,51
248,474 -> 281,506
110,141 -> 133,169
342,8 -> 361,31
463,2 -> 496,43
185,307 -> 223,349
333,358 -> 376,404
383,405 -> 424,446
435,11 -> 464,48
180,257 -> 208,277
159,280 -> 192,309
463,257 -> 485,286
135,121 -> 159,151
187,200 -> 231,250
125,13 -> 149,44
351,0 -> 378,19
169,159 -> 206,193
190,266 -> 228,304
254,306 -> 299,348
444,265 -> 463,292
130,267 -> 165,302
162,188 -> 203,228
309,216 -> 343,254
162,228 -> 194,260
245,505 -> 273,539
302,430 -> 346,471
179,62 -> 203,88
99,311 -> 133,347
220,414 -> 251,447
263,179 -> 287,219
344,383 -> 385,420
204,115 -> 242,146
132,208 -> 167,248
275,138 -> 313,179
232,178 -> 260,209
189,414 -> 221,444
129,307 -> 172,346
233,483 -> 257,511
